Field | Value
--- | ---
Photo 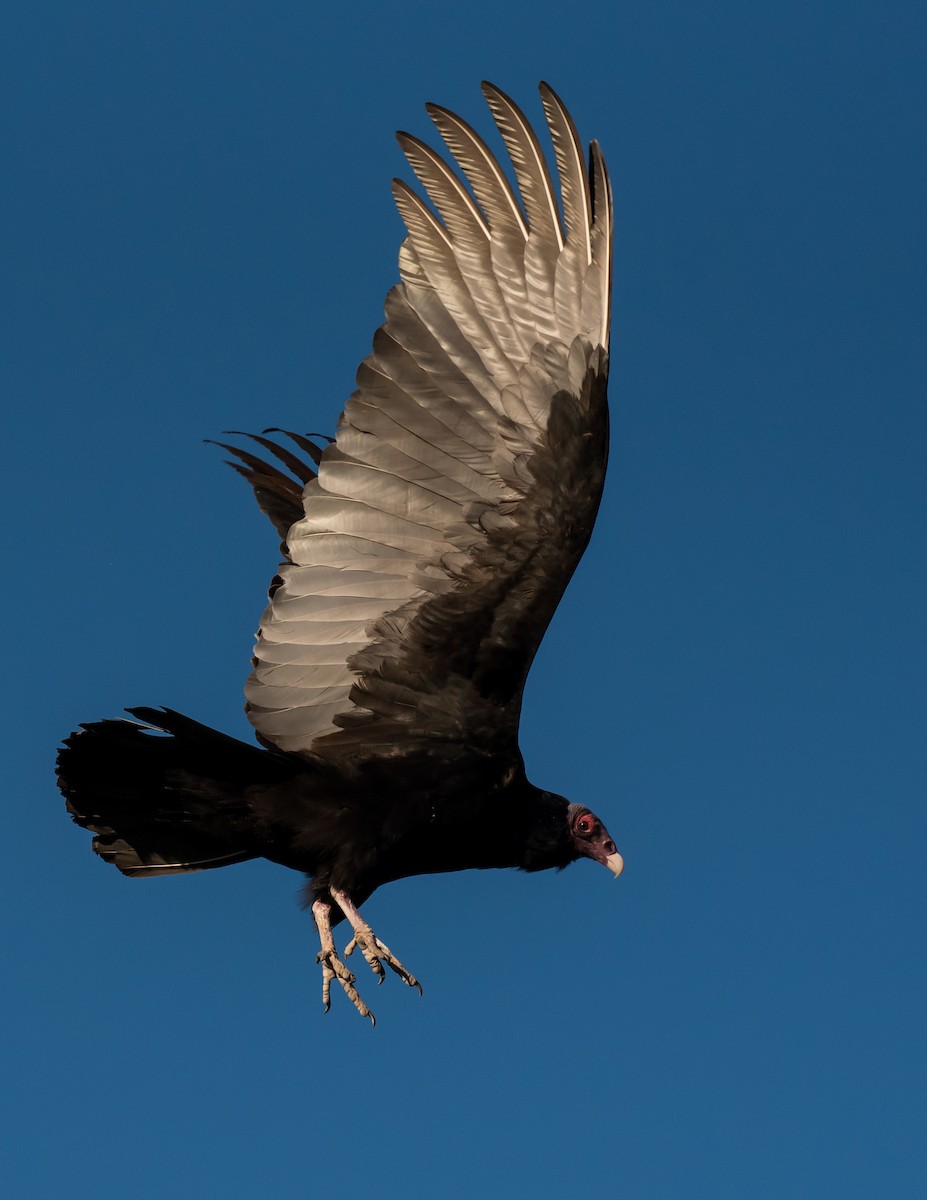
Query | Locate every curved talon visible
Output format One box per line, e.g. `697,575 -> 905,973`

344,926 -> 421,995
314,892 -> 421,1022
316,947 -> 373,1022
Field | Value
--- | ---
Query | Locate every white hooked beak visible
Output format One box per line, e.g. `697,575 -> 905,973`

605,850 -> 625,877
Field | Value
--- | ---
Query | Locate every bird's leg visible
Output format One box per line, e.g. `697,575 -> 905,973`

330,886 -> 423,997
311,897 -> 375,1025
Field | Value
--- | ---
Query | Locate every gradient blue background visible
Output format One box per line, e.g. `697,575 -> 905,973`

4,1 -> 925,1196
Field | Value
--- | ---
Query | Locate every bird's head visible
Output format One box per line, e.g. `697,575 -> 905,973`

567,804 -> 624,877
518,789 -> 623,876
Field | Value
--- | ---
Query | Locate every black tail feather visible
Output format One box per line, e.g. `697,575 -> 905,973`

57,708 -> 298,877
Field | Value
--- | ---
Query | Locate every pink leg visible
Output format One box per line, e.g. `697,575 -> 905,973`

311,896 -> 375,1025
330,887 -> 423,998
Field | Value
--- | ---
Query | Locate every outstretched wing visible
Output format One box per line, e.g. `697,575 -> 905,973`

241,82 -> 613,759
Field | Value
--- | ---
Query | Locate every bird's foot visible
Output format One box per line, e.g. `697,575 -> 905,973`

316,945 -> 376,1025
344,924 -> 423,996
312,892 -> 422,1024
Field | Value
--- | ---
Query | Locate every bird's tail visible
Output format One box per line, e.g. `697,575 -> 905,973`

57,707 -> 298,877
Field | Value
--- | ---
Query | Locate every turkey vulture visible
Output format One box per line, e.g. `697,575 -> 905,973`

57,81 -> 621,1023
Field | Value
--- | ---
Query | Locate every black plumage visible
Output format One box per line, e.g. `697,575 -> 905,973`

57,82 -> 622,1023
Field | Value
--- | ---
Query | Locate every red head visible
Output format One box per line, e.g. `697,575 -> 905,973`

567,804 -> 624,876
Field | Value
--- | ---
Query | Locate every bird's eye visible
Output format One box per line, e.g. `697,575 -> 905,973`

575,814 -> 596,836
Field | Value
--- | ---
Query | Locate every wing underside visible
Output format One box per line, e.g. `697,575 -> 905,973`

234,83 -> 613,759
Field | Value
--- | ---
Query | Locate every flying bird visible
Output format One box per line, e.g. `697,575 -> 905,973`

57,81 -> 621,1023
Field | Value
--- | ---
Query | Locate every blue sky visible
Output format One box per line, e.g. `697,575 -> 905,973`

4,1 -> 926,1196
